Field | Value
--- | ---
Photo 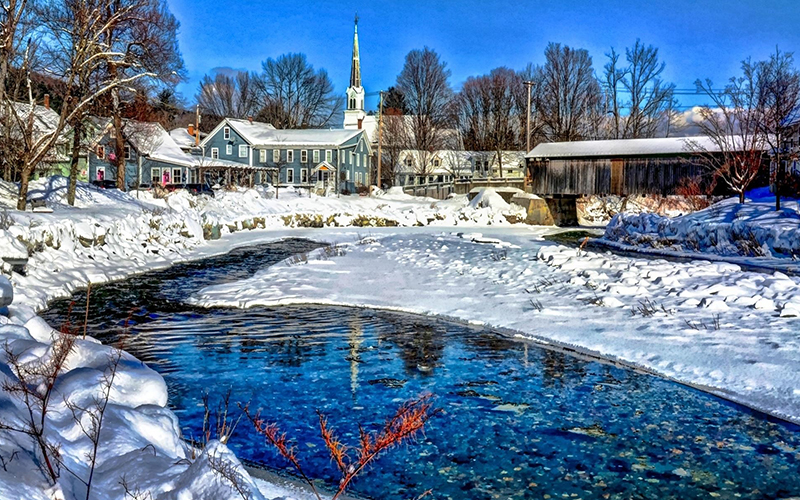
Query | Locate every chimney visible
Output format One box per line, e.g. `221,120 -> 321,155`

248,116 -> 253,124
44,94 -> 50,110
357,118 -> 363,130
188,123 -> 195,137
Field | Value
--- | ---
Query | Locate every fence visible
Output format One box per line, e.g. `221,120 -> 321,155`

402,178 -> 527,200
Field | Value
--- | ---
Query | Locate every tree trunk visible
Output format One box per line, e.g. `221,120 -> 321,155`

775,157 -> 783,211
739,190 -> 745,204
67,119 -> 83,206
16,165 -> 30,211
113,111 -> 125,190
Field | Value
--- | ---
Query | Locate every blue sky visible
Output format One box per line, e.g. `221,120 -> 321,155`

168,0 -> 800,112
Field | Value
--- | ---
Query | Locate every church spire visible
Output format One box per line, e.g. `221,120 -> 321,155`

350,14 -> 361,89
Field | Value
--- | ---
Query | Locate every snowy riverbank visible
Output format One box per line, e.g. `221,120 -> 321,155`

600,192 -> 800,267
0,180 -> 526,500
191,228 -> 800,425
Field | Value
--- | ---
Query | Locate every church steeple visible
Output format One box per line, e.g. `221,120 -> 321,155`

350,14 -> 361,89
343,14 -> 366,130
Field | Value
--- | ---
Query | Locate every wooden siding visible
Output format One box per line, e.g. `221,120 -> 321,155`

529,156 -> 708,196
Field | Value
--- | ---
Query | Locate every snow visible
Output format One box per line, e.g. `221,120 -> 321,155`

600,194 -> 800,268
4,174 -> 800,499
191,228 -> 800,425
526,135 -> 732,158
0,176 -> 533,500
124,121 -> 197,168
219,118 -> 360,148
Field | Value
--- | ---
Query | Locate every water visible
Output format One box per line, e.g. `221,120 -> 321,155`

42,240 -> 800,500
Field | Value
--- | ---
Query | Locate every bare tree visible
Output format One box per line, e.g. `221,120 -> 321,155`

396,47 -> 453,161
442,141 -> 470,187
196,71 -> 259,120
378,109 -> 407,187
758,48 -> 800,210
105,0 -> 185,191
256,53 -> 342,129
534,43 -> 604,142
692,59 -> 768,204
604,40 -> 676,139
453,67 -> 524,177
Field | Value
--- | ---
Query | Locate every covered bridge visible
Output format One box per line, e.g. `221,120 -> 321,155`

525,136 -> 726,196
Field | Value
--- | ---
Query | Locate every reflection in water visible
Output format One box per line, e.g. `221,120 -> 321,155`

39,240 -> 800,500
348,316 -> 363,402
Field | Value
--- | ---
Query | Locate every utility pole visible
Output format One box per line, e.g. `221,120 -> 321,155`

195,105 -> 201,146
523,81 -> 534,153
376,90 -> 384,194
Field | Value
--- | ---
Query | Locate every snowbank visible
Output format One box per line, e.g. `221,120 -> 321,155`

0,302 -> 292,500
601,196 -> 800,262
191,229 -> 800,424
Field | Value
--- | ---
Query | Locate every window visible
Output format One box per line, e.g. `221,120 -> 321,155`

239,144 -> 248,158
346,170 -> 351,181
96,145 -> 105,159
301,150 -> 308,163
325,150 -> 332,162
173,168 -> 182,183
433,158 -> 440,167
286,168 -> 294,183
405,157 -> 413,167
273,149 -> 280,162
124,145 -> 131,160
96,166 -> 106,181
356,155 -> 360,167
151,167 -> 160,183
211,148 -> 219,159
350,151 -> 355,164
287,150 -> 294,162
313,150 -> 320,163
357,172 -> 362,184
226,144 -> 232,155
301,168 -> 308,183
259,149 -> 266,162
223,127 -> 230,140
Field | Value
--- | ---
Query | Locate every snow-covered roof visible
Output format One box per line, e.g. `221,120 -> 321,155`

526,136 -> 726,159
224,118 -> 276,145
123,121 -> 196,168
252,128 -> 364,148
3,102 -> 68,143
204,117 -> 367,149
169,127 -> 205,149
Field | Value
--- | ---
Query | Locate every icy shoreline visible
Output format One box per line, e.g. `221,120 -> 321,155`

191,228 -> 800,425
0,180 -> 528,500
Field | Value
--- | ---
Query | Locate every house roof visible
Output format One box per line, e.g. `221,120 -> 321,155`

123,121 -> 196,168
224,118 -> 276,145
203,117 -> 368,150
255,128 -> 364,148
169,127 -> 205,149
311,161 -> 337,173
4,102 -> 69,143
525,136 -> 736,159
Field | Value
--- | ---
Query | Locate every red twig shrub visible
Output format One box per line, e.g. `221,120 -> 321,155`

242,394 -> 439,500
